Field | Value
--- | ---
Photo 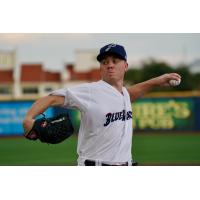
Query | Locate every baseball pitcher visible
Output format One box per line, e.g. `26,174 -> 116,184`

23,43 -> 181,166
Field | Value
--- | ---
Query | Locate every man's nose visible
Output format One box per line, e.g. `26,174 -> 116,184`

107,61 -> 114,68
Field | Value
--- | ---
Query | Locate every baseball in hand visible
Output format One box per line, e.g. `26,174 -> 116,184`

169,78 -> 181,86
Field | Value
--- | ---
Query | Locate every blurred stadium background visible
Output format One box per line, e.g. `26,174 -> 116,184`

0,33 -> 200,166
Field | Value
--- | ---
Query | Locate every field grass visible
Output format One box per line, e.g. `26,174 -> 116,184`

0,133 -> 200,165
0,136 -> 78,165
133,133 -> 200,165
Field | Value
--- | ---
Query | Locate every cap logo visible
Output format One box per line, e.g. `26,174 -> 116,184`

105,43 -> 116,52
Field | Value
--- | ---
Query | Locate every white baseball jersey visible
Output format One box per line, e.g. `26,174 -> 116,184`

50,80 -> 133,165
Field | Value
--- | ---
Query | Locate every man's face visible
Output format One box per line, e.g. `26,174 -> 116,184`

100,55 -> 128,83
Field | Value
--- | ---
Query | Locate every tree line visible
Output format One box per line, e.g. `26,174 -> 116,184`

124,59 -> 200,91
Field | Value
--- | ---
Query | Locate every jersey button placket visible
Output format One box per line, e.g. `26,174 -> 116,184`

123,95 -> 127,137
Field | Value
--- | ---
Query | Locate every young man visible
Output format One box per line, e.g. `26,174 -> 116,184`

23,43 -> 181,166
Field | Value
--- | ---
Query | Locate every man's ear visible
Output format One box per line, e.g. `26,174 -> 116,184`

125,62 -> 128,71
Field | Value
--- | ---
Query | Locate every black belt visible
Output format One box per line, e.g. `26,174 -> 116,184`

84,159 -> 129,166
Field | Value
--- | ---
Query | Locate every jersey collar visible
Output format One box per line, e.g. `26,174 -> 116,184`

99,80 -> 126,97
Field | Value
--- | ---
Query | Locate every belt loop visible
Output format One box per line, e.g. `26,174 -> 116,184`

96,160 -> 101,166
128,161 -> 132,166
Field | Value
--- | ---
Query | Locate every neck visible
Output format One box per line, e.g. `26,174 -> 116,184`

102,79 -> 124,93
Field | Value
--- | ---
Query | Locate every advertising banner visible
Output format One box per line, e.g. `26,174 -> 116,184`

132,97 -> 195,131
0,96 -> 199,136
0,101 -> 53,135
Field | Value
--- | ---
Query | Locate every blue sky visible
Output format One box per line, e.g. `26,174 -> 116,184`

0,33 -> 200,71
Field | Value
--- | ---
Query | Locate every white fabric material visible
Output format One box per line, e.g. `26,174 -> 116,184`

50,80 -> 133,165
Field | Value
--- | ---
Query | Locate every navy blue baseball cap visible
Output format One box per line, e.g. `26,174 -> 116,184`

97,43 -> 127,62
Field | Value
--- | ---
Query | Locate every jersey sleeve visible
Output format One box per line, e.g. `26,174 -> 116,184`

49,84 -> 91,112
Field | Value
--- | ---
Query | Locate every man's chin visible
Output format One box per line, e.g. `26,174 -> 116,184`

106,77 -> 119,84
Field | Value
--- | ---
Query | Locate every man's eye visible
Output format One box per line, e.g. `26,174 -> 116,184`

113,59 -> 118,64
102,60 -> 107,65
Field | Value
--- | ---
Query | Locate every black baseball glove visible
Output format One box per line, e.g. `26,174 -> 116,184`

24,113 -> 74,144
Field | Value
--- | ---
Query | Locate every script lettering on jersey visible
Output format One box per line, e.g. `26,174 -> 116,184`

103,110 -> 132,126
